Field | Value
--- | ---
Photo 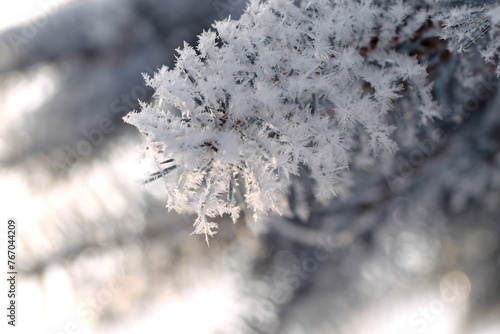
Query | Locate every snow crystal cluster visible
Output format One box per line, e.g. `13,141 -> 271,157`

125,0 -> 500,241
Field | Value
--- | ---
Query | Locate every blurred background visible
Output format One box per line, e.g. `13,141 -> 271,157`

0,1 -> 499,333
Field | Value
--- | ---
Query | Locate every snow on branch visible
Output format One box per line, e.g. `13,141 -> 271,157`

125,0 -> 499,242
